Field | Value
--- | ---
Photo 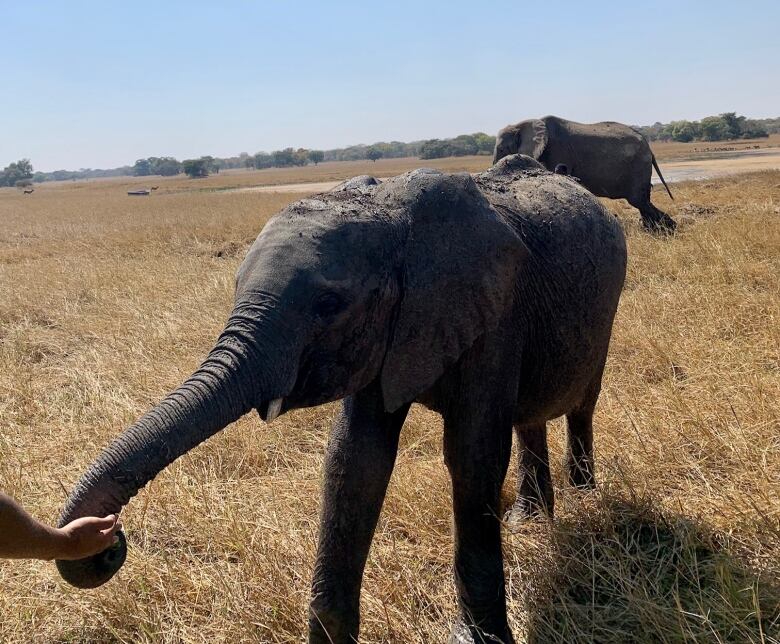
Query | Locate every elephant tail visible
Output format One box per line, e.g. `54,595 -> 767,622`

652,154 -> 674,200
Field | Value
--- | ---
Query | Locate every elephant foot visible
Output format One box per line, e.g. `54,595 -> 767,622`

641,210 -> 677,235
449,619 -> 515,644
447,619 -> 515,644
568,475 -> 596,491
567,461 -> 596,490
308,603 -> 359,644
504,496 -> 553,527
449,620 -> 475,644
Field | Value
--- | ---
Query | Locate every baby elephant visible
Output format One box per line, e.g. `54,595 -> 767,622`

56,156 -> 626,644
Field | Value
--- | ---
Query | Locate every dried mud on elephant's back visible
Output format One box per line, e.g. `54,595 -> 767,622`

0,168 -> 779,642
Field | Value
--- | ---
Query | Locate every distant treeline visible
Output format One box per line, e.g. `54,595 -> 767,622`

245,132 -> 495,169
22,132 -> 495,183
9,113 -> 779,184
634,113 -> 779,143
28,166 -> 134,184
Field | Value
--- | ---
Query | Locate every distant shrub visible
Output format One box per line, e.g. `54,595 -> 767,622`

668,120 -> 699,142
637,112 -> 770,142
182,158 -> 210,178
419,133 -> 495,159
366,147 -> 383,162
0,158 -> 33,187
132,157 -> 182,177
699,116 -> 732,141
740,119 -> 769,138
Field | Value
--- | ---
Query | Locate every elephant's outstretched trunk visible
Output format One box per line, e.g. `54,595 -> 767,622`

56,306 -> 281,589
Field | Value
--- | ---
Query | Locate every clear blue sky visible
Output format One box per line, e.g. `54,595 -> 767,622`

1,0 -> 778,171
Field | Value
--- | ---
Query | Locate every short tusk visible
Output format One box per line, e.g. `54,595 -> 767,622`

266,398 -> 283,423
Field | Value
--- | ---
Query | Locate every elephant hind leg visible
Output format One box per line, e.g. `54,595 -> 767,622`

629,187 -> 677,235
566,407 -> 596,489
508,422 -> 554,521
643,204 -> 677,235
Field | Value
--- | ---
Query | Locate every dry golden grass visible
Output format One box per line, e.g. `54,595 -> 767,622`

0,167 -> 778,643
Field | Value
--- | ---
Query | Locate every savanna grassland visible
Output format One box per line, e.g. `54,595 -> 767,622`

650,133 -> 780,161
0,163 -> 778,643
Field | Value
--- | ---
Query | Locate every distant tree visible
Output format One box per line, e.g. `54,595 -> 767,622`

447,135 -> 475,156
638,121 -> 666,141
333,145 -> 369,162
199,156 -> 219,174
699,116 -> 731,141
15,178 -> 33,188
308,149 -> 324,165
740,119 -> 769,138
182,158 -> 210,178
669,120 -> 698,142
133,159 -> 152,176
419,139 -> 453,159
253,152 -> 273,169
654,123 -> 674,141
152,157 -> 182,176
473,132 -> 496,155
0,158 -> 34,187
720,112 -> 745,139
293,148 -> 309,166
761,117 -> 780,134
234,152 -> 255,168
272,148 -> 297,167
366,147 -> 383,162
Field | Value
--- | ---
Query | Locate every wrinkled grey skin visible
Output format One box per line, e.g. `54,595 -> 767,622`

494,115 -> 677,233
56,156 -> 626,644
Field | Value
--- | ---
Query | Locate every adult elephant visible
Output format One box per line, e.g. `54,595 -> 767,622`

493,115 -> 677,233
56,156 -> 627,644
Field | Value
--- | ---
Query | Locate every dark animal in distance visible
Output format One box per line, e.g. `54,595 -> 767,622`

23,188 -> 34,194
56,155 -> 627,644
494,115 -> 677,233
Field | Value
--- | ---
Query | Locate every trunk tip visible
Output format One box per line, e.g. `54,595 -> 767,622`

56,529 -> 128,589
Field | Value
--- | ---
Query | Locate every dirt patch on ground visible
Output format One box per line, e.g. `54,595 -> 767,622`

236,180 -> 344,194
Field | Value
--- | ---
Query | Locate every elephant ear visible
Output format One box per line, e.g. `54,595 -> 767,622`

517,119 -> 548,159
379,171 -> 527,412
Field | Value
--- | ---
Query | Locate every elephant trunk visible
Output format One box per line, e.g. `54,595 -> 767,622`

56,304 -> 284,589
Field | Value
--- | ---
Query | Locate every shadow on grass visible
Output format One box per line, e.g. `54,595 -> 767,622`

523,495 -> 780,643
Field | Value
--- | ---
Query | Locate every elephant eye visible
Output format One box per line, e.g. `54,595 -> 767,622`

313,292 -> 347,319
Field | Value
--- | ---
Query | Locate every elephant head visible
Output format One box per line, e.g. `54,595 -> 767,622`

56,169 -> 525,589
493,118 -> 548,164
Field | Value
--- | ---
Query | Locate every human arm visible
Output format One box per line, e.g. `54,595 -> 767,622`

0,492 -> 120,560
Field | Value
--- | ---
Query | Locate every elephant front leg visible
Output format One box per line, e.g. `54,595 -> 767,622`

444,407 -> 516,644
309,383 -> 409,644
508,423 -> 553,522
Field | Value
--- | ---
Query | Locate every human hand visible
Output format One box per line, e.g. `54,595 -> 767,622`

54,514 -> 122,560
